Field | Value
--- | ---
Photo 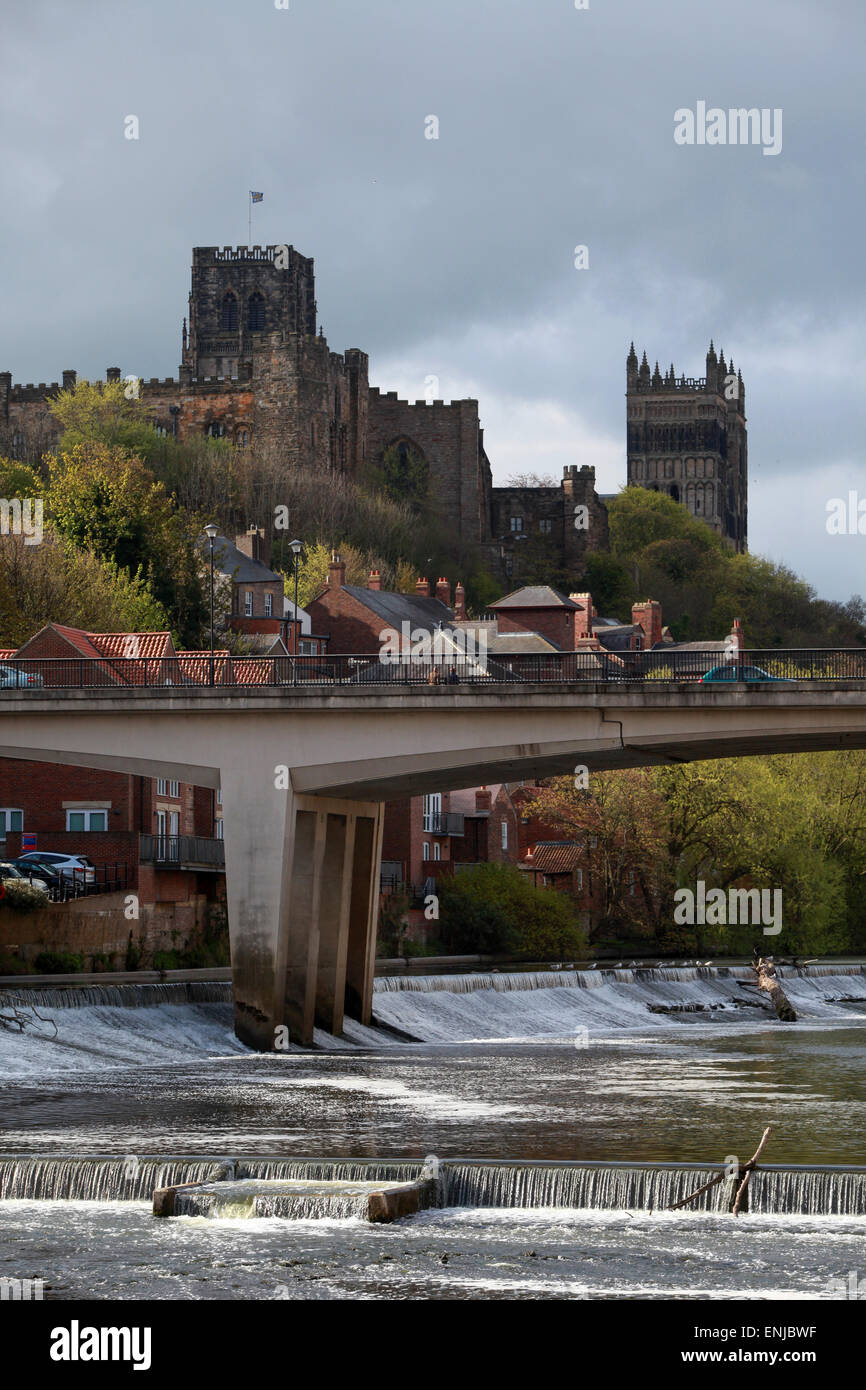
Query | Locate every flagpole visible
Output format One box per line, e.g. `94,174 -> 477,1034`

248,192 -> 251,247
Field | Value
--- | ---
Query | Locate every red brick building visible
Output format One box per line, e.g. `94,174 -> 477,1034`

307,553 -> 457,655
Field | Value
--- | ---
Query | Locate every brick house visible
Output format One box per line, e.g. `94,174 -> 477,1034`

307,553 -> 457,655
0,624 -> 225,908
449,785 -> 520,868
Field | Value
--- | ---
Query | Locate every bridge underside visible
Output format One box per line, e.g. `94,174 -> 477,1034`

2,684 -> 866,1047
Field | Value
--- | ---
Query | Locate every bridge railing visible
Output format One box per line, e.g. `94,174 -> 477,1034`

2,649 -> 866,689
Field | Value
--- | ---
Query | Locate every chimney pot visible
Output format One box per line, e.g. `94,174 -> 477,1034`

329,551 -> 346,588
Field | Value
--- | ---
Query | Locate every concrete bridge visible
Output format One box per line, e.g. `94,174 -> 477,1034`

2,675 -> 866,1049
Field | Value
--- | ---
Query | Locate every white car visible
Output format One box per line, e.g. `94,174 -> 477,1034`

17,851 -> 96,885
0,860 -> 51,894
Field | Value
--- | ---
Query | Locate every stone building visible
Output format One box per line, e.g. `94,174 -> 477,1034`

1,240 -> 615,589
626,342 -> 747,551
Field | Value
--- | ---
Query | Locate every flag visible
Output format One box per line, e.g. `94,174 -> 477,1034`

250,191 -> 264,203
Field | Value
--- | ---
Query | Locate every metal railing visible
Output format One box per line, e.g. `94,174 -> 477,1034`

421,811 -> 465,836
2,649 -> 866,690
14,862 -> 129,902
139,835 -> 225,868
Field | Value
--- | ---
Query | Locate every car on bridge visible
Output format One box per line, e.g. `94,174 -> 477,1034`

0,663 -> 43,688
700,663 -> 788,683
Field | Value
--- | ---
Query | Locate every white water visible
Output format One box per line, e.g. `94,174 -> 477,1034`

371,966 -> 866,1042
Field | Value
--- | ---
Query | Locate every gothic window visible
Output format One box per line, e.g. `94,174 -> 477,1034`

248,292 -> 265,331
539,519 -> 553,534
207,421 -> 225,438
510,516 -> 523,533
221,293 -> 238,332
11,432 -> 24,459
236,427 -> 250,448
670,483 -> 680,503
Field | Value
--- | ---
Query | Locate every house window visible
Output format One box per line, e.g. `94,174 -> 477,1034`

237,428 -> 250,448
215,817 -> 224,840
169,780 -> 180,798
157,778 -> 168,795
221,293 -> 238,332
216,787 -> 222,806
208,421 -> 225,438
264,592 -> 273,617
248,292 -> 265,331
433,842 -> 441,861
66,810 -> 108,832
510,516 -> 523,533
422,793 -> 442,833
539,518 -> 553,534
589,835 -> 598,850
244,591 -> 253,617
422,841 -> 430,861
501,821 -> 508,850
0,808 -> 23,842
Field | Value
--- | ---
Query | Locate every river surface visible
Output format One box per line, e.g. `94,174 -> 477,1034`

1,966 -> 864,1299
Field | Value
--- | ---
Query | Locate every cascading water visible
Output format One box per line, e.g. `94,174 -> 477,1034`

0,1155 -> 235,1201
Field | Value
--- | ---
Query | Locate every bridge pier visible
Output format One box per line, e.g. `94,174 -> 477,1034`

221,757 -> 382,1049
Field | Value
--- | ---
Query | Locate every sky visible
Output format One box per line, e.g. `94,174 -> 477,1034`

1,0 -> 864,601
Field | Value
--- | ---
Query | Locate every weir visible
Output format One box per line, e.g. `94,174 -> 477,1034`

2,1155 -> 865,1217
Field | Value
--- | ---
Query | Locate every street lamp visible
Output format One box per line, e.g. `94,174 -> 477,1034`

289,539 -> 303,684
204,523 -> 219,686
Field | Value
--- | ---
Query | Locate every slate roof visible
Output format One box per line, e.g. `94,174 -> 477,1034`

339,586 -> 454,630
202,535 -> 285,585
489,586 -> 582,611
487,631 -> 561,654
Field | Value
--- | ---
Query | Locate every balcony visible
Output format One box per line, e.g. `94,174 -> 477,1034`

421,812 -> 464,837
139,834 -> 225,871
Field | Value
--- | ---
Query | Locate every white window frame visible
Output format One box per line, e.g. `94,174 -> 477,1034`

157,778 -> 168,796
501,821 -> 508,850
422,793 -> 442,834
244,591 -> 253,617
0,808 -> 23,841
264,592 -> 273,617
168,780 -> 180,798
433,842 -> 441,861
422,841 -> 430,862
65,809 -> 108,832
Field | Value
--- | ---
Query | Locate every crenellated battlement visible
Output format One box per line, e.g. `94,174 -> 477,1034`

369,387 -> 476,409
196,245 -> 307,264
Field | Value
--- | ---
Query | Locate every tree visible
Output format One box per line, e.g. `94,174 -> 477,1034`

50,378 -> 163,461
0,530 -> 170,647
46,443 -> 207,647
437,863 -> 586,958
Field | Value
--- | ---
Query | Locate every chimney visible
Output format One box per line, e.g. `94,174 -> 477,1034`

235,525 -> 271,568
436,576 -> 451,608
454,581 -> 467,620
416,576 -> 431,598
368,569 -> 382,591
570,592 -> 594,641
475,787 -> 492,813
632,600 -> 663,649
329,550 -> 346,588
62,369 -> 77,391
106,367 -> 121,383
727,617 -> 744,655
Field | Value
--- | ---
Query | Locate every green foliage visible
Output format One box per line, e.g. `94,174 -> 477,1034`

47,443 -> 207,646
368,445 -> 431,513
438,863 -> 587,958
0,457 -> 43,498
0,529 -> 170,649
607,487 -> 866,646
51,379 -> 164,462
1,879 -> 49,912
33,950 -> 83,972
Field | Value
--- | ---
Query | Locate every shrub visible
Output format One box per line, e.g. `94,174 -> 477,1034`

438,864 -> 587,959
1,879 -> 49,912
33,951 -> 83,974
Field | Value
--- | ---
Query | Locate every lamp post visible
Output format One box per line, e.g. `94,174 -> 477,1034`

204,523 -> 219,686
289,539 -> 303,684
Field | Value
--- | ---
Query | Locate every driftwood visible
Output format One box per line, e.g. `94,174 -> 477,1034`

0,997 -> 58,1037
732,1125 -> 773,1216
665,1125 -> 773,1215
751,956 -> 797,1021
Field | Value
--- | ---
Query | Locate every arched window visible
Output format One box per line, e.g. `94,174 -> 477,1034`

221,293 -> 238,332
236,427 -> 250,448
207,421 -> 225,438
670,483 -> 680,503
248,292 -> 265,331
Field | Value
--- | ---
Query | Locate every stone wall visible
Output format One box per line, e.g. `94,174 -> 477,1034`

0,891 -> 213,968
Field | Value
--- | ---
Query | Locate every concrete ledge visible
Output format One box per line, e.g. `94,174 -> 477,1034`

153,1176 -> 437,1222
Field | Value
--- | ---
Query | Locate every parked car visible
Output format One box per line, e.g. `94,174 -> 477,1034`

0,860 -> 51,894
0,663 -> 44,688
701,664 -> 788,683
15,851 -> 96,885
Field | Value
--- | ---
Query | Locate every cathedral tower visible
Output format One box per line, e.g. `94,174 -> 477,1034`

625,341 -> 747,551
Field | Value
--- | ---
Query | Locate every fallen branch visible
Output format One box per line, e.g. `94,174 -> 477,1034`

665,1170 -> 726,1211
0,996 -> 58,1038
732,1125 -> 773,1217
751,956 -> 797,1021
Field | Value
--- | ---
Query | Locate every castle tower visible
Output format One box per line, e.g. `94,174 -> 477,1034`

182,244 -> 317,380
625,342 -> 747,551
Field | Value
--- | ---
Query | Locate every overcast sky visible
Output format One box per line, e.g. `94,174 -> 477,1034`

2,0 -> 864,600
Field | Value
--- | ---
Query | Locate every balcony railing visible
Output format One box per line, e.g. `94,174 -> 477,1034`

139,835 -> 225,869
422,812 -> 465,836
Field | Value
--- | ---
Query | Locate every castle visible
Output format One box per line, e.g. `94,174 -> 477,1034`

0,244 -> 746,585
626,342 -> 748,551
